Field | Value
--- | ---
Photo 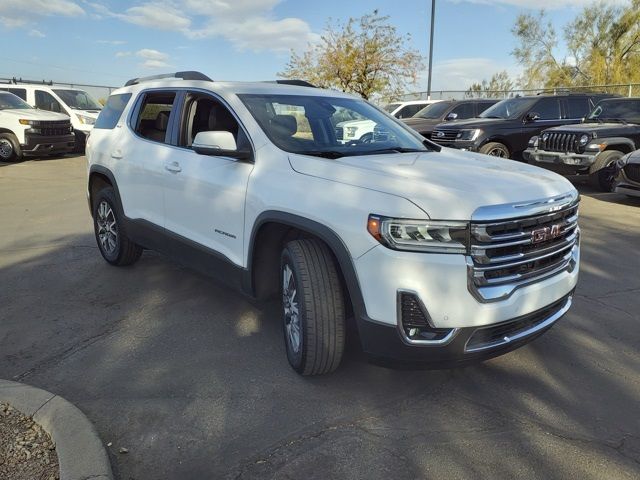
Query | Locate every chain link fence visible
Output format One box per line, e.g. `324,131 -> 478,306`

397,83 -> 640,101
0,77 -> 117,104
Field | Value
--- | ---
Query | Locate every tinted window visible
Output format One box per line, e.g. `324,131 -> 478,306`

531,98 -> 561,120
35,90 -> 64,113
396,104 -> 424,119
586,100 -> 640,124
566,97 -> 590,118
0,88 -> 27,100
450,103 -> 475,119
415,102 -> 452,119
133,92 -> 176,144
95,93 -> 132,129
480,98 -> 538,119
477,101 -> 497,115
0,92 -> 32,110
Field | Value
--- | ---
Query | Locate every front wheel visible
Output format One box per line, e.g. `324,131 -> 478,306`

0,133 -> 22,162
281,239 -> 346,376
479,142 -> 510,158
590,150 -> 623,192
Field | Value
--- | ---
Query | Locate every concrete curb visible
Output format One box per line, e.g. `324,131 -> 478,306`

0,379 -> 113,480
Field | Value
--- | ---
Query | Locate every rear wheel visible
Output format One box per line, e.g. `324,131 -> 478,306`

0,133 -> 21,162
479,142 -> 510,158
280,239 -> 345,375
590,150 -> 623,192
92,187 -> 142,266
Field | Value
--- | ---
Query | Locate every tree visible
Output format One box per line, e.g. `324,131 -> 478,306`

511,1 -> 640,89
466,71 -> 515,98
279,10 -> 423,100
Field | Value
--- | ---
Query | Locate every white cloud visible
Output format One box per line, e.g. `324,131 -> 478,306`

28,29 -> 46,37
447,0 -> 628,9
0,0 -> 84,27
115,51 -> 132,58
97,39 -> 127,45
136,49 -> 172,69
124,2 -> 191,30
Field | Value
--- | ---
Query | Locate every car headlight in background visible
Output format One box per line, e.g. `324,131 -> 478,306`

455,129 -> 481,142
76,114 -> 96,125
528,136 -> 539,148
18,119 -> 35,125
579,134 -> 590,147
367,215 -> 469,253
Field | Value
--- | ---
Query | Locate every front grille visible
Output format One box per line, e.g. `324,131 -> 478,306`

465,294 -> 571,352
540,132 -> 579,153
335,126 -> 344,141
624,164 -> 640,183
29,120 -> 72,136
469,202 -> 579,299
431,129 -> 457,145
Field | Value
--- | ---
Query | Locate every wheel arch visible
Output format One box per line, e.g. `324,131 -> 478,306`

88,165 -> 122,217
246,211 -> 366,319
480,136 -> 513,154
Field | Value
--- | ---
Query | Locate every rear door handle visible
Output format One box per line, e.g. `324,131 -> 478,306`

111,149 -> 123,159
165,161 -> 182,173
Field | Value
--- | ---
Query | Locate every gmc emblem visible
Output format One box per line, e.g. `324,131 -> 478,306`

531,224 -> 562,244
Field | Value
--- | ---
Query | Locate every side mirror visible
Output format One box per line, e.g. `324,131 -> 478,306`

525,112 -> 540,123
192,131 -> 251,160
445,112 -> 458,121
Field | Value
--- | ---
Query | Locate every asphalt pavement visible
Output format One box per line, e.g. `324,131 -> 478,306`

1,155 -> 639,480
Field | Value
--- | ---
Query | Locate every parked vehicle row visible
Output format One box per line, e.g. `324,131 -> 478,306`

0,80 -> 102,161
87,71 -> 581,375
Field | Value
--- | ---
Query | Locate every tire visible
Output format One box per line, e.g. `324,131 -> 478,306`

280,239 -> 346,375
0,133 -> 22,162
589,150 -> 623,192
479,142 -> 510,158
92,187 -> 142,266
359,133 -> 373,144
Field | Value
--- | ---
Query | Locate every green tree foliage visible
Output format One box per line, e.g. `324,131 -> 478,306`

466,71 -> 515,98
512,1 -> 640,89
279,10 -> 423,100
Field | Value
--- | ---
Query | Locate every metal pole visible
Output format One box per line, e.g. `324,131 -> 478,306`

427,0 -> 436,101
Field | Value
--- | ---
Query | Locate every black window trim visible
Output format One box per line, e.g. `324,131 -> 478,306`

127,88 -> 181,146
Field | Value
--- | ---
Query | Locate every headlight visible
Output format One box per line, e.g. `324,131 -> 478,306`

579,134 -> 590,146
346,126 -> 358,137
77,114 -> 96,125
19,119 -> 35,125
528,136 -> 539,148
455,129 -> 481,142
367,215 -> 469,254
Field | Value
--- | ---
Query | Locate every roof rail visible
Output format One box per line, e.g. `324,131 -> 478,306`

124,71 -> 213,87
269,79 -> 317,88
0,77 -> 54,86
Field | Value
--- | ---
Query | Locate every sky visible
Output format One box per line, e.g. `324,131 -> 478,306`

0,0 -> 628,97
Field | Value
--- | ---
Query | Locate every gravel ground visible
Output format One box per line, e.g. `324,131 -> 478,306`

0,403 -> 59,480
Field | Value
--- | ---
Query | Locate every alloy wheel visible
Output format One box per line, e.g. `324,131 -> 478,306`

96,200 -> 118,255
282,264 -> 301,354
0,139 -> 13,160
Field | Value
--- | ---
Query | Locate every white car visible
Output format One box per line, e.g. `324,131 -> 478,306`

0,91 -> 74,162
1,83 -> 102,151
86,72 -> 580,375
384,100 -> 441,119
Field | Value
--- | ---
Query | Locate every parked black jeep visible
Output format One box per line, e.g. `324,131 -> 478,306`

431,93 -> 616,160
401,99 -> 498,139
525,98 -> 640,192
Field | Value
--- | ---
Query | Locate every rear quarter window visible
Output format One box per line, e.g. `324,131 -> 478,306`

95,93 -> 132,129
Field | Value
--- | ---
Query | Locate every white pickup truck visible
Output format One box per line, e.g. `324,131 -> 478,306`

0,91 -> 74,162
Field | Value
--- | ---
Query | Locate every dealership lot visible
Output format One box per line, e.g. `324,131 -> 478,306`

1,155 -> 639,479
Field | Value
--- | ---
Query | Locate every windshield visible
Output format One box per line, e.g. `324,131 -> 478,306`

586,100 -> 640,124
415,102 -> 452,119
383,102 -> 401,113
0,92 -> 32,110
480,97 -> 537,120
53,89 -> 102,110
239,94 -> 430,158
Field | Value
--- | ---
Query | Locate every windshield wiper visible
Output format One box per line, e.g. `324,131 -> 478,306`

301,150 -> 345,159
353,147 -> 427,156
600,118 -> 628,124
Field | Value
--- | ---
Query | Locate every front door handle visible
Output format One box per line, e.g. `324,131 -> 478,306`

165,161 -> 182,173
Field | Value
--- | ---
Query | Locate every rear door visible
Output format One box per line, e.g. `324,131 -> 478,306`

162,90 -> 254,267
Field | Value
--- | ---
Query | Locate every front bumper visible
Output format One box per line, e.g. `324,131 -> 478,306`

21,133 -> 75,156
358,293 -> 572,365
433,139 -> 478,151
525,148 -> 596,173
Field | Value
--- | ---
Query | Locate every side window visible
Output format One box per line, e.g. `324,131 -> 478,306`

531,98 -> 561,120
396,104 -> 422,119
566,97 -> 590,119
95,93 -> 132,130
0,88 -> 27,100
133,92 -> 176,144
450,103 -> 475,119
180,93 -> 250,151
477,102 -> 496,115
35,90 -> 63,113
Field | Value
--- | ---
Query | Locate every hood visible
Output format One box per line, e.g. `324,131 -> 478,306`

434,117 -> 507,131
401,117 -> 442,130
338,119 -> 375,128
289,148 -> 575,220
544,122 -> 640,137
1,109 -> 70,121
73,109 -> 100,117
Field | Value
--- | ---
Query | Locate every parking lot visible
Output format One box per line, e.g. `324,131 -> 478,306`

1,154 -> 639,479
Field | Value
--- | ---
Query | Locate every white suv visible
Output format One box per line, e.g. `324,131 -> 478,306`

86,72 -> 580,375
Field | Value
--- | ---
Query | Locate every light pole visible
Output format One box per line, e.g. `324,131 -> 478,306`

427,0 -> 436,100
